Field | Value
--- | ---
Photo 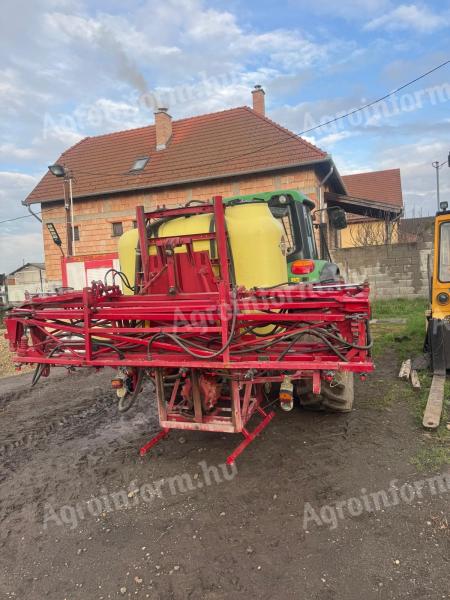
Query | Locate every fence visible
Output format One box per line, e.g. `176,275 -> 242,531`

333,241 -> 432,300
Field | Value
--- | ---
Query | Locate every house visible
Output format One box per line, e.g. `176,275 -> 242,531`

326,168 -> 404,248
6,263 -> 47,304
23,87 -> 401,287
0,273 -> 6,307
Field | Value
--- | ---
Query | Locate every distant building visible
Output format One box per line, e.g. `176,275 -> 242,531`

327,168 -> 404,247
0,274 -> 6,307
6,263 -> 47,303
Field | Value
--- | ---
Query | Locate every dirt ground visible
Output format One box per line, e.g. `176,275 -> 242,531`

0,350 -> 449,600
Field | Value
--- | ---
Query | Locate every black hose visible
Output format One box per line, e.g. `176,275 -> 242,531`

313,327 -> 373,351
278,330 -> 348,362
185,200 -> 209,206
91,340 -> 126,359
147,289 -> 239,359
31,345 -> 62,387
103,268 -> 135,293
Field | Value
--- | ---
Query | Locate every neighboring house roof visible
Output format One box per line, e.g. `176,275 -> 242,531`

341,168 -> 403,208
25,106 -> 340,205
8,263 -> 46,276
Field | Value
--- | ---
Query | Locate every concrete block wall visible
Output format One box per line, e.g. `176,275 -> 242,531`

333,241 -> 432,299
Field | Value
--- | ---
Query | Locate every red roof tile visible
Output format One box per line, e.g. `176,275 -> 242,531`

26,107 -> 328,204
341,168 -> 403,208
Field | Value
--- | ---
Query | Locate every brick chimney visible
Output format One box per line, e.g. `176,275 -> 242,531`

251,85 -> 265,116
154,107 -> 172,150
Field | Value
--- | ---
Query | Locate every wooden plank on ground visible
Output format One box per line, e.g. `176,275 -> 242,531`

410,370 -> 421,389
398,359 -> 411,380
423,374 -> 445,429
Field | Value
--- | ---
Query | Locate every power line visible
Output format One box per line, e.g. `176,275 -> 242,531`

298,59 -> 450,136
0,212 -> 42,225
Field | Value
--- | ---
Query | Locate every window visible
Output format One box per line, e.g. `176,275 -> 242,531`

439,222 -> 450,282
130,157 -> 149,172
132,220 -> 138,229
71,226 -> 80,242
112,222 -> 123,237
301,204 -> 317,257
269,197 -> 297,257
280,208 -> 295,256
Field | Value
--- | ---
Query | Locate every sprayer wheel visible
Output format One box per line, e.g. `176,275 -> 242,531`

295,372 -> 354,413
118,368 -> 145,413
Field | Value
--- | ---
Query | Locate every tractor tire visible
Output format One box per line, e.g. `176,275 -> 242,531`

295,372 -> 354,413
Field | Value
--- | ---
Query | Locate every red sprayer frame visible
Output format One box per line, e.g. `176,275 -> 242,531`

5,196 -> 373,463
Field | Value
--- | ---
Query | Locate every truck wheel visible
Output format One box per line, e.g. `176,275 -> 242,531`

295,372 -> 354,413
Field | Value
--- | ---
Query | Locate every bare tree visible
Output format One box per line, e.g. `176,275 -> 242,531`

349,214 -> 399,247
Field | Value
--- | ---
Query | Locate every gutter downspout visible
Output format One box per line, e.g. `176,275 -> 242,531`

24,201 -> 42,223
317,165 -> 334,259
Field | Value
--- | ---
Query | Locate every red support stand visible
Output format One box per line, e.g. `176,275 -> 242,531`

139,428 -> 170,457
226,407 -> 275,465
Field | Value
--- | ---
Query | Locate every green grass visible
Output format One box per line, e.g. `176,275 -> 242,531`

371,297 -> 427,319
371,298 -> 428,360
370,298 -> 450,471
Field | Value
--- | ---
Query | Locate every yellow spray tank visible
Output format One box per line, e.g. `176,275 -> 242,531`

118,202 -> 287,293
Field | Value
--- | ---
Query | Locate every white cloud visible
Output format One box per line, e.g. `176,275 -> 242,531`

0,172 -> 43,274
0,172 -> 39,220
0,232 -> 44,276
0,129 -> 84,163
187,8 -> 241,40
287,0 -> 391,19
0,143 -> 36,160
365,4 -> 445,33
377,141 -> 450,216
317,130 -> 359,147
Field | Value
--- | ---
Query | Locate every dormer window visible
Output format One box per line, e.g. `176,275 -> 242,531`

130,157 -> 149,172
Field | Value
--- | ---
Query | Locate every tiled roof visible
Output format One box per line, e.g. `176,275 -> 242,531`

25,107 -> 328,204
341,168 -> 403,208
8,262 -> 45,276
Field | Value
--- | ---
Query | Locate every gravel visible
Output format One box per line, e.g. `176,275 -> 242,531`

0,332 -> 33,378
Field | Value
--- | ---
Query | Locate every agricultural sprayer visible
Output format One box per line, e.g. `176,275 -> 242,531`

5,193 -> 373,463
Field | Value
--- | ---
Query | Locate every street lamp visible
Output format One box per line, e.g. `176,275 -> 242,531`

48,164 -> 76,256
432,152 -> 450,212
46,222 -> 64,256
48,164 -> 66,178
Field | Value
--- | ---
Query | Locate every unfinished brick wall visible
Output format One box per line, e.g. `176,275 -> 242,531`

333,241 -> 432,299
41,166 -> 322,285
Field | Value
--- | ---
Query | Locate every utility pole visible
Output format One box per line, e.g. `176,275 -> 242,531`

62,177 -> 73,257
48,164 -> 75,256
432,152 -> 450,212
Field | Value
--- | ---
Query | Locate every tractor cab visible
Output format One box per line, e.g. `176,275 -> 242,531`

224,189 -> 347,284
427,202 -> 450,373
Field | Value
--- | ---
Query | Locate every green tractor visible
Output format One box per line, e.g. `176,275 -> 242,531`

224,189 -> 354,412
224,189 -> 348,285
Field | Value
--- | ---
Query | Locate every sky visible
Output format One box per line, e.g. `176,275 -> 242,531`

0,0 -> 449,274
